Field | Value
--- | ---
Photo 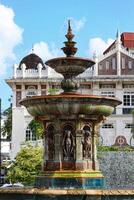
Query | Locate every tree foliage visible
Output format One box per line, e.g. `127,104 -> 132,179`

1,107 -> 12,140
29,119 -> 44,139
7,144 -> 43,186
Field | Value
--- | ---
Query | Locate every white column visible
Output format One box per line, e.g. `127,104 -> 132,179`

116,30 -> 121,76
21,64 -> 26,78
13,64 -> 18,79
117,51 -> 121,76
21,83 -> 25,99
37,63 -> 42,78
93,54 -> 98,77
116,81 -> 123,115
37,83 -> 41,96
12,84 -> 16,108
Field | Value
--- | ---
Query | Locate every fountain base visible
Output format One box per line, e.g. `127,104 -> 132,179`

35,171 -> 104,189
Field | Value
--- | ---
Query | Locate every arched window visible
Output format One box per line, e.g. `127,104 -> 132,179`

26,86 -> 37,97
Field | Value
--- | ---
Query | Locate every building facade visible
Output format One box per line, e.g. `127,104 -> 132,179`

6,32 -> 134,160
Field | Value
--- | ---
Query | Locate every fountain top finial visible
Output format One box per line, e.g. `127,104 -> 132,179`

61,20 -> 77,57
65,20 -> 74,41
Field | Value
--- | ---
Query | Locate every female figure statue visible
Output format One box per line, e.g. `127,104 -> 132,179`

82,130 -> 91,159
62,130 -> 75,160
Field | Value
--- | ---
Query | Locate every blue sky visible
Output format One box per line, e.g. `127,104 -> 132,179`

0,0 -> 134,110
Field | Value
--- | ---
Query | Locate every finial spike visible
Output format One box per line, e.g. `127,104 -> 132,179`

68,20 -> 72,32
116,28 -> 121,44
32,44 -> 34,53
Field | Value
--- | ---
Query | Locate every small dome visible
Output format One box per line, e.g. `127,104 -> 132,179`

19,53 -> 45,69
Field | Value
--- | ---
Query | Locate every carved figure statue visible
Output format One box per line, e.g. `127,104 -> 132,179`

82,130 -> 91,159
62,130 -> 75,160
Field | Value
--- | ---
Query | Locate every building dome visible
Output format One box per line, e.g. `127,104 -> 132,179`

19,53 -> 45,69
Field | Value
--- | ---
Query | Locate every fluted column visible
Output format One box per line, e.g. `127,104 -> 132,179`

75,129 -> 84,170
54,119 -> 62,170
92,122 -> 99,170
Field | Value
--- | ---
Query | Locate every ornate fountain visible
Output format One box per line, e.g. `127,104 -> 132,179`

20,21 -> 121,190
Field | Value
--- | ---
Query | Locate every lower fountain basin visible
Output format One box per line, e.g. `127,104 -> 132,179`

20,94 -> 121,119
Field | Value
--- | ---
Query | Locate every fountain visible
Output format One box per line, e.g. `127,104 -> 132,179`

20,20 -> 121,192
2,21 -> 134,200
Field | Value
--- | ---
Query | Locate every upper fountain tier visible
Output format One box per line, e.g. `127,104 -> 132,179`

45,20 -> 95,87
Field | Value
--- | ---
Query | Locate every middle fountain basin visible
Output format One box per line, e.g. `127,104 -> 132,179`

20,94 -> 121,118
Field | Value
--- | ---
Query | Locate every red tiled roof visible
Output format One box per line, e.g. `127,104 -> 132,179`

103,32 -> 134,54
121,32 -> 134,48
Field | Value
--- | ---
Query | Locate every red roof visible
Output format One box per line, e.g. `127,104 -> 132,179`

121,32 -> 134,48
103,32 -> 134,54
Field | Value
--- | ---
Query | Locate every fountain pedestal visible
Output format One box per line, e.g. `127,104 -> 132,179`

36,117 -> 104,189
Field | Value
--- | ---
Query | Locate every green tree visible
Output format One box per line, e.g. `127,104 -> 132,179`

29,119 -> 44,139
1,107 -> 12,140
7,144 -> 43,186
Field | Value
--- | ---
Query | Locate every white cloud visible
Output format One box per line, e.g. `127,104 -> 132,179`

70,17 -> 86,32
88,37 -> 114,56
0,4 -> 23,76
32,41 -> 62,61
61,17 -> 86,35
32,41 -> 63,77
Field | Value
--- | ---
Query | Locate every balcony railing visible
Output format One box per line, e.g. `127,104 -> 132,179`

15,68 -> 47,78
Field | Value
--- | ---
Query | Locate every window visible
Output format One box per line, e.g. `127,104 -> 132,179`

122,57 -> 125,69
102,124 -> 114,128
26,128 -> 32,141
100,84 -> 115,89
106,61 -> 109,70
125,123 -> 133,128
26,86 -> 37,97
128,60 -> 132,69
123,108 -> 133,114
99,64 -> 102,70
123,92 -> 134,106
52,85 -> 60,89
101,91 -> 115,97
80,84 -> 91,89
26,127 -> 36,141
16,85 -> 21,89
123,84 -> 134,88
123,95 -> 130,106
112,57 -> 116,69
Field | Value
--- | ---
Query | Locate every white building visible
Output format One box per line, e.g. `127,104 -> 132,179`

6,32 -> 134,160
